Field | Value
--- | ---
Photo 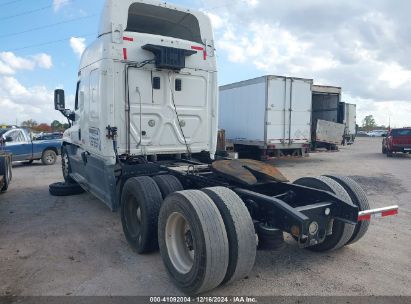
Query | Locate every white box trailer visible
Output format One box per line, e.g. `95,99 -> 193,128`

311,85 -> 357,146
219,75 -> 312,158
344,103 -> 357,144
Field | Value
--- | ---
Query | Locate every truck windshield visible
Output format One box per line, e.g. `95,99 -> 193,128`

126,3 -> 202,43
391,129 -> 411,136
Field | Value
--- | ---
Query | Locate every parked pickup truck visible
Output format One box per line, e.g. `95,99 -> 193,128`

382,127 -> 411,157
0,127 -> 62,165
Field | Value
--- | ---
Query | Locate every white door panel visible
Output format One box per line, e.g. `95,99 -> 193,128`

127,68 -> 209,154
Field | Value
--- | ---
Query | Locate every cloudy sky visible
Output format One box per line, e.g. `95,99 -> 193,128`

0,0 -> 410,127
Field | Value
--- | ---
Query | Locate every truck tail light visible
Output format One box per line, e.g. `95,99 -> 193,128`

358,205 -> 398,221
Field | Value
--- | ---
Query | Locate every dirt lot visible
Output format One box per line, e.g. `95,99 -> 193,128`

0,137 -> 410,296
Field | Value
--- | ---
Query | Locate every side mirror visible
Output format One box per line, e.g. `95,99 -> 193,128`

5,136 -> 13,142
54,89 -> 65,110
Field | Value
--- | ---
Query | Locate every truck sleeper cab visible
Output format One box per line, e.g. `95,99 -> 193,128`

54,0 -> 398,295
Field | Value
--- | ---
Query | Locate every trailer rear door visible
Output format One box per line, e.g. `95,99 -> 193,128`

266,77 -> 312,145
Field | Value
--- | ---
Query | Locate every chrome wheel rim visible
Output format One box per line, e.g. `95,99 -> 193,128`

165,212 -> 194,274
46,153 -> 54,164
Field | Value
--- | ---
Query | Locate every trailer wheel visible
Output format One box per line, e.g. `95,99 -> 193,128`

62,146 -> 75,184
152,175 -> 183,199
292,176 -> 355,251
202,187 -> 256,285
41,149 -> 57,165
121,176 -> 162,254
49,182 -> 85,196
158,190 -> 229,295
325,175 -> 370,245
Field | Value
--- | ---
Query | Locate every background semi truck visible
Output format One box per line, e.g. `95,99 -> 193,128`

50,0 -> 398,295
219,76 -> 312,159
311,85 -> 357,149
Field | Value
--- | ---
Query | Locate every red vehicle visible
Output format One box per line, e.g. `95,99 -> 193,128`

382,128 -> 411,157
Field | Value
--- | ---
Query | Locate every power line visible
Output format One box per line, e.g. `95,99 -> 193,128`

0,4 -> 53,21
0,14 -> 97,38
6,33 -> 96,52
0,0 -> 24,8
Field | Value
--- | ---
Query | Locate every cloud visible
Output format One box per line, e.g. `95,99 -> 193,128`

0,52 -> 53,75
0,61 -> 15,74
32,53 -> 53,69
0,52 -> 35,72
0,76 -> 71,125
0,52 -> 60,125
70,37 -> 86,58
53,0 -> 69,12
201,0 -> 411,126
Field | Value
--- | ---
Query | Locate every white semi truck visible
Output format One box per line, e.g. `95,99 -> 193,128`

51,0 -> 398,294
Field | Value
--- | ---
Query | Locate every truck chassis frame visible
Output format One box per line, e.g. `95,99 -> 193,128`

113,155 -> 359,248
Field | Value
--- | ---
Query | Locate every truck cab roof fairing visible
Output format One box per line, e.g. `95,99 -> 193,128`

98,0 -> 213,42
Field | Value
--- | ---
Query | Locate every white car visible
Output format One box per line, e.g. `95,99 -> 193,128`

367,130 -> 387,137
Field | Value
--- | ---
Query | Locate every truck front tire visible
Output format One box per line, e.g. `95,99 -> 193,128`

41,149 -> 57,165
293,176 -> 355,251
61,146 -> 75,184
121,176 -> 162,254
158,190 -> 229,295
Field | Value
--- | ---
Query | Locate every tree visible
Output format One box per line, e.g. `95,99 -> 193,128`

362,115 -> 376,131
21,119 -> 38,129
51,120 -> 63,131
33,123 -> 52,132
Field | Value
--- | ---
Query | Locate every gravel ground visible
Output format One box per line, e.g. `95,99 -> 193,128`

0,137 -> 410,296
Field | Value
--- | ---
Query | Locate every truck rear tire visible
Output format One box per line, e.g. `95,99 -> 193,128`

292,176 -> 355,251
41,149 -> 57,165
121,176 -> 162,254
202,187 -> 256,285
152,175 -> 183,199
49,182 -> 85,196
325,175 -> 370,245
158,190 -> 229,295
